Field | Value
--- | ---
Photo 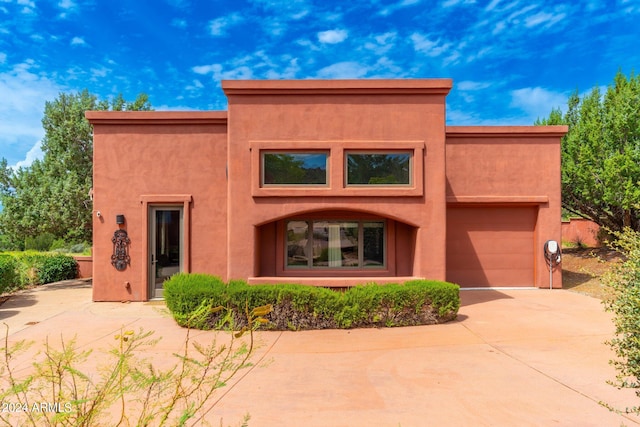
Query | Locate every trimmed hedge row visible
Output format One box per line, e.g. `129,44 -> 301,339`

0,252 -> 78,294
164,273 -> 460,330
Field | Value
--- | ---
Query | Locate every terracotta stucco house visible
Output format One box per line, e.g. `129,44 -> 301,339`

86,79 -> 567,302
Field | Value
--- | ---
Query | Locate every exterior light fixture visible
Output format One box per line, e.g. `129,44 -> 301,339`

116,214 -> 125,225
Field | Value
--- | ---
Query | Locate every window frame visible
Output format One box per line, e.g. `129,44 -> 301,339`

285,219 -> 387,270
344,150 -> 413,187
250,141 -> 424,197
261,150 -> 330,187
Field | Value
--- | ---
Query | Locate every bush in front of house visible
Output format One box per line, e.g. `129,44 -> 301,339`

164,273 -> 460,330
38,254 -> 78,284
0,254 -> 19,294
0,252 -> 78,291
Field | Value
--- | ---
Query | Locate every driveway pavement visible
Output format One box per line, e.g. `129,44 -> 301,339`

1,280 -> 639,426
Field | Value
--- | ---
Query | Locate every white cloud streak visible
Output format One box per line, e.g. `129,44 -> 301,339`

317,29 -> 348,44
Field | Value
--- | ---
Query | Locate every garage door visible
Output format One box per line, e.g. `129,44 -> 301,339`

446,206 -> 537,287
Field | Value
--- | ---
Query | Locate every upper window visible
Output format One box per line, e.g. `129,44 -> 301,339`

345,151 -> 412,185
262,152 -> 328,186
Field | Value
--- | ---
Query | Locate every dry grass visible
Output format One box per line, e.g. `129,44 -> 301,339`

561,247 -> 624,299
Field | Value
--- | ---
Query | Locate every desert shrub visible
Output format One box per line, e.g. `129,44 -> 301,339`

603,228 -> 640,414
24,233 -> 56,252
69,242 -> 88,253
164,275 -> 460,331
49,238 -> 67,251
0,317 -> 265,426
0,254 -> 18,294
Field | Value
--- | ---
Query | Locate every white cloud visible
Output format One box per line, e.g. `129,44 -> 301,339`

0,61 -> 61,166
209,13 -> 243,36
410,33 -> 451,57
191,63 -> 254,80
363,32 -> 397,55
90,67 -> 109,79
510,87 -> 567,121
11,140 -> 43,170
317,29 -> 348,44
0,52 -> 6,63
378,0 -> 420,16
442,0 -> 475,7
485,0 -> 501,11
248,0 -> 311,20
525,10 -> 567,28
457,80 -> 491,91
17,0 -> 35,13
192,64 -> 219,75
315,61 -> 368,78
70,36 -> 86,46
58,0 -> 76,8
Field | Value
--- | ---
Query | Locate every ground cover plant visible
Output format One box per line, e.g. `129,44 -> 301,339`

164,273 -> 459,331
0,304 -> 269,426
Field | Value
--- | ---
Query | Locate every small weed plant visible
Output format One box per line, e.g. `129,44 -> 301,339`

602,227 -> 640,414
0,304 -> 271,426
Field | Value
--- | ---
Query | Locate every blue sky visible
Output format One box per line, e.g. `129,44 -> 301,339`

1,0 -> 638,169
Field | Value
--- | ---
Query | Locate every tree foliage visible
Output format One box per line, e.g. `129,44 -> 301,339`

537,70 -> 640,232
0,90 -> 151,248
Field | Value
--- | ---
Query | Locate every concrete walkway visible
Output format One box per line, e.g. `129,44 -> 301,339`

1,280 -> 639,426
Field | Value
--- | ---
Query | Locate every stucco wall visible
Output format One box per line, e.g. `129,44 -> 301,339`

223,79 -> 452,285
88,112 -> 227,301
445,127 -> 567,288
562,218 -> 601,247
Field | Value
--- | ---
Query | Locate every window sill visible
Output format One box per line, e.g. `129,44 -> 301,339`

248,276 -> 421,287
252,187 -> 423,197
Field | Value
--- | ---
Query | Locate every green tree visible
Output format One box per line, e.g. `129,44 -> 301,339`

0,90 -> 152,248
537,71 -> 640,232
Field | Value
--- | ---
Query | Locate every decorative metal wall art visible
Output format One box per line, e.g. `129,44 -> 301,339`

111,229 -> 131,271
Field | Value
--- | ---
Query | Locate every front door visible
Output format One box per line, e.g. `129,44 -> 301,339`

149,206 -> 183,299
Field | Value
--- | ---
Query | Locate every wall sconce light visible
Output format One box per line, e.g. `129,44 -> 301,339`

116,214 -> 125,225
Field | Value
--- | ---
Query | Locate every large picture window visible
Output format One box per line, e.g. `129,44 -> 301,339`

286,220 -> 385,269
345,151 -> 411,185
262,152 -> 328,186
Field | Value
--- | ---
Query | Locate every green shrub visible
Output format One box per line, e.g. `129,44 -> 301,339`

50,238 -> 68,251
24,233 -> 56,252
0,254 -> 19,294
164,275 -> 460,331
603,228 -> 640,414
4,252 -> 78,287
12,251 -> 45,286
38,254 -> 78,284
163,273 -> 227,329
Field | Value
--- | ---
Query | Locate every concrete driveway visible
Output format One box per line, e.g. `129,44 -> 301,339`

1,280 -> 639,426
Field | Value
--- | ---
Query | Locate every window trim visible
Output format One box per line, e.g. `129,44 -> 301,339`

275,216 -> 397,277
261,150 -> 330,187
250,141 -> 424,197
284,219 -> 387,271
